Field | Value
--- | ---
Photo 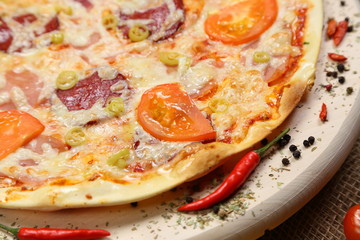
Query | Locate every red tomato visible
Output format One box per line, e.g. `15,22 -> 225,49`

204,0 -> 278,45
344,204 -> 360,240
0,110 -> 45,160
137,83 -> 216,142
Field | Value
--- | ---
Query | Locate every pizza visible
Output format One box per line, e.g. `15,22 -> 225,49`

0,0 -> 322,210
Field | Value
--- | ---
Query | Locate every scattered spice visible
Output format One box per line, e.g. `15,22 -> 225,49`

289,145 -> 297,152
333,20 -> 349,46
319,103 -> 328,122
131,202 -> 138,207
338,76 -> 345,84
328,53 -> 347,62
282,158 -> 290,166
323,84 -> 333,91
212,205 -> 220,214
308,136 -> 315,145
185,196 -> 194,203
346,87 -> 353,95
327,19 -> 337,38
292,150 -> 301,159
337,64 -> 346,73
347,25 -> 353,32
178,129 -> 290,211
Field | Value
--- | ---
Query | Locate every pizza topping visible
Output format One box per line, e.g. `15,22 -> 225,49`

24,135 -> 69,154
4,70 -> 44,107
65,127 -> 86,147
107,148 -> 130,169
253,51 -> 271,63
128,24 -> 150,42
159,52 -> 182,66
204,0 -> 278,45
71,32 -> 101,50
0,17 -> 13,52
51,32 -> 65,44
105,97 -> 125,116
56,71 -> 128,111
137,83 -> 216,142
119,0 -> 185,41
41,16 -> 60,35
13,14 -> 38,25
102,11 -> 119,31
0,110 -> 45,160
56,71 -> 79,90
73,0 -> 94,9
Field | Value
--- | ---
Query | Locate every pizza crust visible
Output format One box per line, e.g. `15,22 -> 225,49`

0,0 -> 322,210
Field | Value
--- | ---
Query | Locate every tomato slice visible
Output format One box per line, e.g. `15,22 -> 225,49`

137,83 -> 216,142
0,110 -> 45,160
204,0 -> 278,45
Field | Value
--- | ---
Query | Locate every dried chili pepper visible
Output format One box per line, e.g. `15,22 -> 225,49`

0,223 -> 110,240
334,20 -> 348,46
328,53 -> 347,62
319,103 -> 327,122
178,128 -> 290,211
327,19 -> 337,38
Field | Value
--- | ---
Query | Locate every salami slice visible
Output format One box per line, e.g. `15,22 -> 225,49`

73,0 -> 93,9
119,0 -> 184,41
0,17 -> 13,52
13,13 -> 38,25
56,72 -> 127,111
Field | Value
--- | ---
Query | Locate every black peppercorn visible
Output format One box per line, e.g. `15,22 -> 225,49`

131,202 -> 138,207
326,72 -> 333,77
347,26 -> 353,32
282,158 -> 290,166
346,87 -> 353,95
332,71 -> 338,78
283,134 -> 291,142
308,136 -> 315,145
278,138 -> 289,147
293,150 -> 301,159
289,144 -> 297,152
338,76 -> 345,84
345,17 -> 350,22
303,140 -> 310,148
185,196 -> 194,203
340,1 -> 345,6
337,64 -> 345,73
212,205 -> 220,214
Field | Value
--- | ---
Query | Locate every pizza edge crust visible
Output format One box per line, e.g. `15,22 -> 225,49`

0,0 -> 323,210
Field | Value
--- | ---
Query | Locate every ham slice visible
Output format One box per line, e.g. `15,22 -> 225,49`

24,135 -> 69,154
4,70 -> 44,107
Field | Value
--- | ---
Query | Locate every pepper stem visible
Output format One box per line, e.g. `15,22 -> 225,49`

255,128 -> 290,157
0,223 -> 19,239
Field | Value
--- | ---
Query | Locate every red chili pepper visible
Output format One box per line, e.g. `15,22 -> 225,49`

328,53 -> 347,62
327,19 -> 337,38
319,103 -> 327,122
0,223 -> 110,240
178,128 -> 290,211
334,20 -> 348,46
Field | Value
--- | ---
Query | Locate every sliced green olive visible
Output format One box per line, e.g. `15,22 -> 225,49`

105,97 -> 124,116
208,98 -> 229,113
51,32 -> 64,44
128,24 -> 150,42
56,71 -> 79,90
102,13 -> 118,31
55,6 -> 73,15
107,148 -> 130,169
159,52 -> 182,67
253,51 -> 271,63
65,127 -> 86,147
